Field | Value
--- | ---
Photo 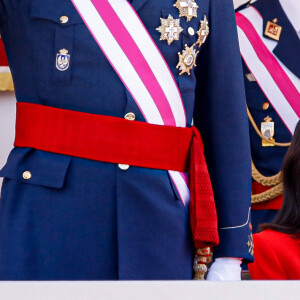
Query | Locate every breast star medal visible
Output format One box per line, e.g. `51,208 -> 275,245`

261,116 -> 275,147
176,44 -> 199,75
264,18 -> 282,41
56,48 -> 70,71
196,15 -> 209,47
174,0 -> 198,22
156,15 -> 183,45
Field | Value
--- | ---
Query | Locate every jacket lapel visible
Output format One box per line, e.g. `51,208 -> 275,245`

254,0 -> 300,79
130,0 -> 150,12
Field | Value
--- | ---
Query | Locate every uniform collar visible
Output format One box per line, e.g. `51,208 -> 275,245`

130,0 -> 149,12
253,0 -> 300,78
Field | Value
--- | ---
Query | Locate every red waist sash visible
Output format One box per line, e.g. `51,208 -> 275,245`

14,102 -> 219,248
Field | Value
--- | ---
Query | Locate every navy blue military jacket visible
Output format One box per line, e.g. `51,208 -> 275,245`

238,0 -> 300,230
242,0 -> 299,177
0,0 -> 252,280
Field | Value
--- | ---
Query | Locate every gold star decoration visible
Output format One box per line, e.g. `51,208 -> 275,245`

174,0 -> 199,22
156,15 -> 183,45
176,44 -> 199,75
196,15 -> 210,47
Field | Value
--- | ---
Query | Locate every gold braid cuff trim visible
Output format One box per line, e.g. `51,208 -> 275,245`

246,106 -> 291,147
251,182 -> 283,204
0,73 -> 14,91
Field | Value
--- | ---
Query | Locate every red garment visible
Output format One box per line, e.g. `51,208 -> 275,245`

0,38 -> 9,66
249,229 -> 300,280
14,102 -> 219,249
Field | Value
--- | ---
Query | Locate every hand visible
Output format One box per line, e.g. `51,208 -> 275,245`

206,257 -> 242,281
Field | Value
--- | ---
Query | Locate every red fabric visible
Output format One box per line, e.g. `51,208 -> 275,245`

249,230 -> 300,280
251,182 -> 283,210
14,102 -> 219,248
189,128 -> 219,248
0,38 -> 9,67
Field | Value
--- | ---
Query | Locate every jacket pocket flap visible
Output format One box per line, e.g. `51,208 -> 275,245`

30,0 -> 83,26
0,148 -> 71,189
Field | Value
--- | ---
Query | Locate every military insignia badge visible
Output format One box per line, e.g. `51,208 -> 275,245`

264,18 -> 282,41
261,116 -> 275,147
196,15 -> 209,47
156,15 -> 183,45
174,0 -> 198,22
56,49 -> 70,71
247,234 -> 254,256
176,44 -> 199,75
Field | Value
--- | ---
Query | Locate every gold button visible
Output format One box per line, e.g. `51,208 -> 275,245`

22,171 -> 32,180
262,102 -> 270,110
118,164 -> 130,171
188,27 -> 195,36
60,16 -> 69,24
124,112 -> 136,121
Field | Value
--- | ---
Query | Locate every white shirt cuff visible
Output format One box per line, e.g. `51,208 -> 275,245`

206,257 -> 242,281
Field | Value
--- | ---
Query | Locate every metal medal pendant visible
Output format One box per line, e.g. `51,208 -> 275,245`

261,116 -> 275,147
264,19 -> 282,41
156,15 -> 183,45
176,44 -> 199,75
196,15 -> 209,47
174,0 -> 198,22
56,49 -> 70,71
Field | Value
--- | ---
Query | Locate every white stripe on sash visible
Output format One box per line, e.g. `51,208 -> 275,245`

71,0 -> 190,206
169,170 -> 190,206
108,0 -> 186,128
240,7 -> 300,91
0,66 -> 10,73
71,0 -> 164,125
237,27 -> 299,133
237,6 -> 300,134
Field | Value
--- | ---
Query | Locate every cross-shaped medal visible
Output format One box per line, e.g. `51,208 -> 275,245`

165,23 -> 178,40
156,15 -> 183,45
174,0 -> 199,22
196,16 -> 209,47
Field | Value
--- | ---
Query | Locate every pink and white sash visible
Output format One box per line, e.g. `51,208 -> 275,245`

71,0 -> 190,206
236,6 -> 300,134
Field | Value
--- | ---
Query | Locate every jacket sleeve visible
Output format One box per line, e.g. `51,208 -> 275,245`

193,0 -> 253,261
